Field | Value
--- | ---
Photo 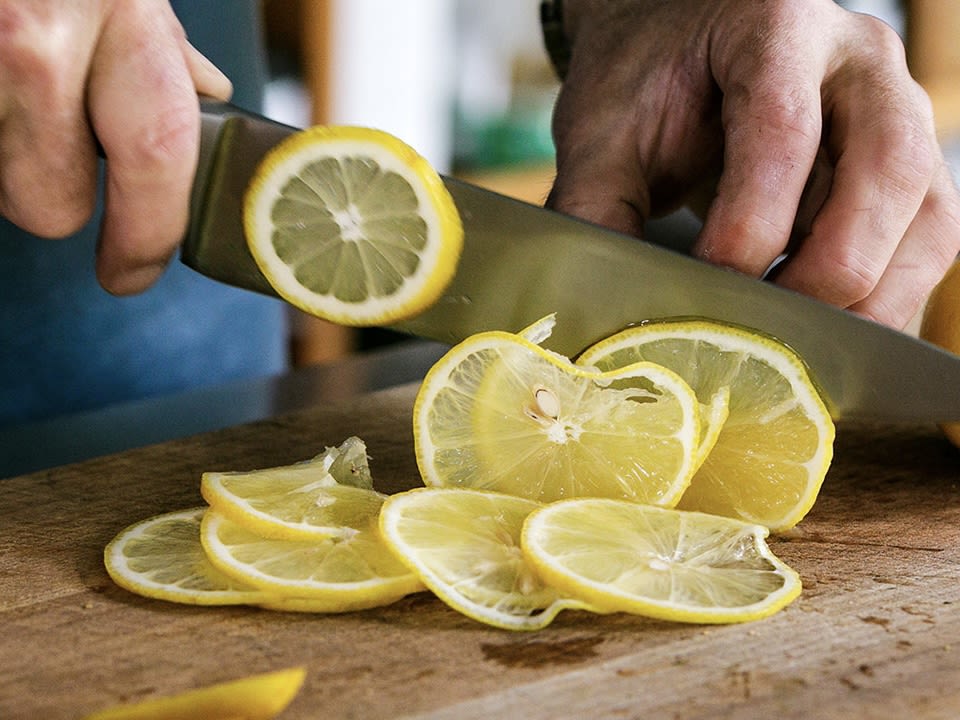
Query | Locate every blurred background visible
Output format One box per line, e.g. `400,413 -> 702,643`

258,0 -> 960,367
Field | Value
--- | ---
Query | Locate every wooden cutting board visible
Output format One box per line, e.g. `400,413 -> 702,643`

2,381 -> 960,719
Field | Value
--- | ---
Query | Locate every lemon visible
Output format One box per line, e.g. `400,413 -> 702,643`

379,488 -> 591,630
103,508 -> 273,606
920,260 -> 960,448
414,323 -> 701,505
200,437 -> 384,541
83,666 -> 306,720
693,385 -> 730,471
200,509 -> 423,612
578,319 -> 834,531
521,498 -> 801,624
244,125 -> 463,325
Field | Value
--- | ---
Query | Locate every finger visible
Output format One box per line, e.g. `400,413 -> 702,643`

546,138 -> 647,238
86,1 -> 200,295
693,67 -> 823,277
775,64 -> 937,310
180,37 -> 233,101
847,162 -> 960,328
546,83 -> 648,237
0,11 -> 99,237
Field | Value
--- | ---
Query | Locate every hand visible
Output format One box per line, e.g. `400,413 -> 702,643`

548,0 -> 960,329
0,0 -> 232,294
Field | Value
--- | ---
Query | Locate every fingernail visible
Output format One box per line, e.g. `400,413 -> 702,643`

100,262 -> 168,296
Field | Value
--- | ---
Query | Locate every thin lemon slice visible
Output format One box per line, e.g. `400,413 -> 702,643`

243,125 -> 463,325
104,508 -> 273,606
578,319 -> 834,531
200,509 -> 422,612
379,488 -> 591,630
414,325 -> 701,505
522,498 -> 801,624
83,666 -> 306,720
693,386 -> 730,472
200,437 -> 384,541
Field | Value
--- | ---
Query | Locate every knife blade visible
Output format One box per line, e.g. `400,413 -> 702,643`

181,101 -> 960,423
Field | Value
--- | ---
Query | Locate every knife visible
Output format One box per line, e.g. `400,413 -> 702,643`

181,100 -> 960,423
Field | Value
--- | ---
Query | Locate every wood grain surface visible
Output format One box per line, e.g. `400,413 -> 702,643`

2,382 -> 960,719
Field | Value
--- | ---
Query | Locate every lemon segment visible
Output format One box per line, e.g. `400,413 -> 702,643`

83,666 -> 306,720
200,437 -> 384,541
414,327 -> 701,505
522,498 -> 801,624
200,509 -> 423,612
103,508 -> 273,606
578,319 -> 834,531
920,260 -> 960,447
243,125 -> 463,326
379,488 -> 592,630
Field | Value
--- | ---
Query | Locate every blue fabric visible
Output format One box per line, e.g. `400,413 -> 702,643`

0,2 -> 287,427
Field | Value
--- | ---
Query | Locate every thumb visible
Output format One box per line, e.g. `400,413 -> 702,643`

546,133 -> 648,239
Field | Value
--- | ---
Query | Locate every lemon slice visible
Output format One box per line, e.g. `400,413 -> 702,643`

578,319 -> 834,531
379,488 -> 591,630
522,498 -> 801,624
200,437 -> 384,541
83,666 -> 306,720
920,260 -> 960,447
244,125 -> 463,325
200,509 -> 423,612
414,325 -> 701,505
103,508 -> 273,606
693,386 -> 730,471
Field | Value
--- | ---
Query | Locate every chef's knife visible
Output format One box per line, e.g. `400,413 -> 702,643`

181,101 -> 960,423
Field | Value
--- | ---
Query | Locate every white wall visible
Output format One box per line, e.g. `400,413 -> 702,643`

327,0 -> 458,172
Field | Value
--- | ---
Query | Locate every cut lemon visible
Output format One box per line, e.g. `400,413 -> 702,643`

578,319 -> 834,531
379,488 -> 591,630
200,509 -> 423,613
920,260 -> 960,448
103,508 -> 273,606
414,324 -> 701,505
522,498 -> 801,624
200,437 -> 384,541
83,666 -> 306,720
244,125 -> 463,325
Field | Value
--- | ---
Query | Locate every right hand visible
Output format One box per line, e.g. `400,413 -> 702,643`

0,0 -> 232,294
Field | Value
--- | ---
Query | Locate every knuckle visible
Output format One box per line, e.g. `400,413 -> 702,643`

857,14 -> 908,65
820,245 -> 879,304
0,8 -> 72,93
114,104 -> 198,174
0,165 -> 96,239
873,120 -> 936,201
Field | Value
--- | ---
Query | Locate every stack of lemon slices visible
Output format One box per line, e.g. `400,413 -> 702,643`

104,125 -> 839,632
105,315 -> 832,630
105,438 -> 423,613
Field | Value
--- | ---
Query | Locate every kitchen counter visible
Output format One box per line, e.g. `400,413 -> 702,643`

2,344 -> 960,719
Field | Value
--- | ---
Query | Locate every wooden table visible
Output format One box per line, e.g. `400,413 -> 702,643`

3,381 -> 960,719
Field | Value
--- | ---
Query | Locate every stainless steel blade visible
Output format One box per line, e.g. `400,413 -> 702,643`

181,102 -> 960,423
